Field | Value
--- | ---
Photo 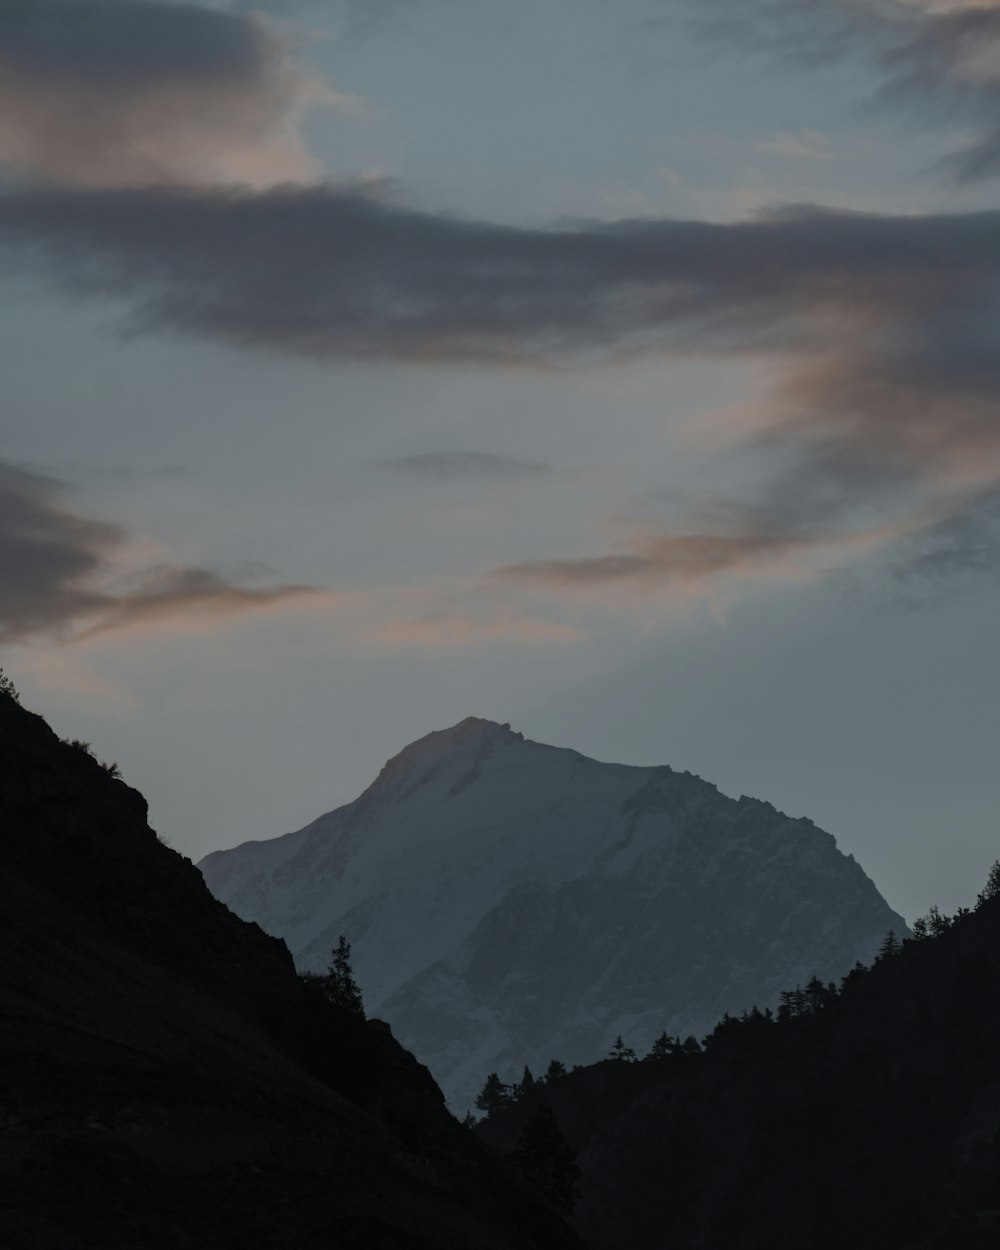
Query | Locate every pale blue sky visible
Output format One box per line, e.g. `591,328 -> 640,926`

3,0 -> 999,922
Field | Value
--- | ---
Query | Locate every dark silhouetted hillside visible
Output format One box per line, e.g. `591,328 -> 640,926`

0,691 -> 580,1250
477,894 -> 1000,1250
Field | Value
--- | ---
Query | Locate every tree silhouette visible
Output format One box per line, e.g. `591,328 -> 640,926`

475,1072 -> 512,1117
323,934 -> 364,1015
647,1031 -> 678,1060
877,929 -> 902,962
977,860 -> 1000,909
840,961 -> 868,992
0,667 -> 19,703
544,1058 -> 567,1083
804,975 -> 836,1014
778,987 -> 806,1021
608,1035 -> 637,1061
510,1103 -> 581,1216
514,1064 -> 536,1098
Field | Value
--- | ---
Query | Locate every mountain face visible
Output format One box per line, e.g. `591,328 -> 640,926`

0,693 -> 578,1250
199,717 -> 906,1112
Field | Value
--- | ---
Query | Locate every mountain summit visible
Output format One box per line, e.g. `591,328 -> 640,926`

200,718 -> 906,1110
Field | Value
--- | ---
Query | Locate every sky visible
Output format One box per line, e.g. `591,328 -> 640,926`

2,0 -> 999,923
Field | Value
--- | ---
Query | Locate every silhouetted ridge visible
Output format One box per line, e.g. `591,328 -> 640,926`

476,887 -> 1000,1249
0,691 -> 579,1250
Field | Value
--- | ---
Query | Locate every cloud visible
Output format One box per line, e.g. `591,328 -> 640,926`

0,185 -> 998,595
0,0 -> 331,187
493,531 -> 804,589
0,461 -> 315,644
72,565 -> 318,640
758,130 -> 834,159
889,484 -> 1000,582
671,0 -> 1000,183
0,185 -> 995,364
377,451 -> 552,482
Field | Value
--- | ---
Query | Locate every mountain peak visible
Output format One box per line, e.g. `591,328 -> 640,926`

421,715 -> 519,747
202,720 -> 906,1112
370,716 -> 521,789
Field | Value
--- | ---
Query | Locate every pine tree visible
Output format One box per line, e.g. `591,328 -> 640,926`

323,934 -> 364,1015
0,667 -> 19,703
514,1065 -> 536,1098
840,961 -> 868,992
778,986 -> 807,1021
608,1035 -> 636,1061
475,1072 -> 512,1117
647,1031 -> 678,1060
804,975 -> 834,1014
510,1104 -> 581,1216
544,1058 -> 567,1083
876,929 -> 902,962
976,860 -> 1000,909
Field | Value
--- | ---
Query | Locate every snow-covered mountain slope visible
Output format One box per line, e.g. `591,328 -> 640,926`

199,718 -> 907,1111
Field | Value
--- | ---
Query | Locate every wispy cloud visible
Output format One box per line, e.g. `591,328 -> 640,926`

0,461 -> 316,644
493,531 -> 804,589
758,130 -> 834,159
1,186 -> 998,595
889,484 -> 1000,582
671,0 -> 1000,183
373,611 -> 583,648
0,0 -> 338,187
377,451 -> 552,482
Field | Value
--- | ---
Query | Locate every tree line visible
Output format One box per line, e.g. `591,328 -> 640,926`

473,859 -> 1000,1119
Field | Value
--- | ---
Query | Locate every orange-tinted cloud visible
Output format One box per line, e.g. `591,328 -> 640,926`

0,190 -> 998,597
374,611 -> 584,648
493,531 -> 806,590
0,461 -> 316,644
0,0 -> 326,187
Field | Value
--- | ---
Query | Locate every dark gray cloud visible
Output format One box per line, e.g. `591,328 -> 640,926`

0,0 -> 306,186
671,0 -> 1000,184
0,185 -> 995,360
1,183 -> 998,592
0,461 -> 314,643
377,452 -> 552,481
0,461 -> 121,641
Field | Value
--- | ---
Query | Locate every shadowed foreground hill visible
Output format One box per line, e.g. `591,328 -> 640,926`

0,692 -> 579,1250
478,894 -> 1000,1250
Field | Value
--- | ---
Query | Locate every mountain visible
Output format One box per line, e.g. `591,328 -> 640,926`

199,717 -> 906,1111
475,889 -> 1000,1249
0,691 -> 579,1250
